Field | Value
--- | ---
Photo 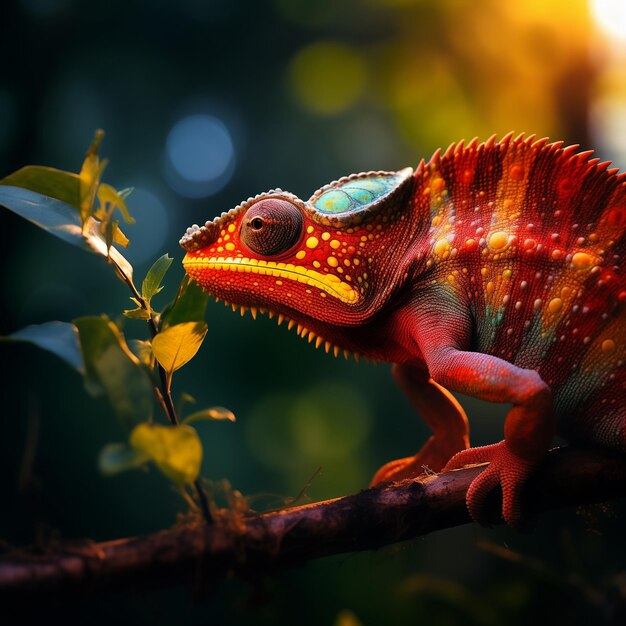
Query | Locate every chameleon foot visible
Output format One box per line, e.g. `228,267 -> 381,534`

442,440 -> 537,528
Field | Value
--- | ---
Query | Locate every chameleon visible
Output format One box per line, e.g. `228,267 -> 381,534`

180,132 -> 625,527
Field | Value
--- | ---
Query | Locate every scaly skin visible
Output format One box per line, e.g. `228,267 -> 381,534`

181,133 -> 625,528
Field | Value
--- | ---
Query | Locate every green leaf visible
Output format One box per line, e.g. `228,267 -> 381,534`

151,322 -> 207,376
179,392 -> 196,406
98,442 -> 147,476
0,166 -> 80,208
130,422 -> 202,485
0,185 -> 134,280
123,307 -> 151,320
74,316 -> 153,426
161,276 -> 209,328
118,187 -> 134,200
1,321 -> 84,374
142,254 -> 173,301
182,406 -> 236,425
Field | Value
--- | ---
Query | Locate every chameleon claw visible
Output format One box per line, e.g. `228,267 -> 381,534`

443,441 -> 537,529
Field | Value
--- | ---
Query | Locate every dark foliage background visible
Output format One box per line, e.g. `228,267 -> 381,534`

0,1 -> 624,624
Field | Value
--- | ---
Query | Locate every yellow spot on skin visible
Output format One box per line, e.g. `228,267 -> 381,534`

431,215 -> 442,227
486,281 -> 495,295
306,236 -> 319,249
327,256 -> 339,267
307,225 -> 314,234
296,250 -> 306,260
572,252 -> 593,270
313,260 -> 321,268
225,242 -> 235,251
548,298 -> 562,313
330,239 -> 341,249
228,223 -> 235,233
353,258 -> 360,265
276,280 -> 283,285
344,259 -> 351,266
488,231 -> 508,250
503,269 -> 512,279
432,177 -> 445,192
601,339 -> 616,354
321,232 -> 331,241
434,239 -> 450,256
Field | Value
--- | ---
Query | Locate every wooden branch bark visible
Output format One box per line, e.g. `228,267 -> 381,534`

0,447 -> 624,601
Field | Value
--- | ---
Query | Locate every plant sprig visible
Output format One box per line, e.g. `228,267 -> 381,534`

0,131 -> 235,525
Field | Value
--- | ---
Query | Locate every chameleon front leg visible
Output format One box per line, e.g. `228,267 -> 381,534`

423,345 -> 555,528
371,363 -> 470,484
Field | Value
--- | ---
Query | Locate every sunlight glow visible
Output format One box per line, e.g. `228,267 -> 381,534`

591,0 -> 626,41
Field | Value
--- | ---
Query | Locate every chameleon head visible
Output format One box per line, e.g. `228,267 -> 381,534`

180,168 -> 414,326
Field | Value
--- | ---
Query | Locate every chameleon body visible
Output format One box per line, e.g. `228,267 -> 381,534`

181,133 -> 625,527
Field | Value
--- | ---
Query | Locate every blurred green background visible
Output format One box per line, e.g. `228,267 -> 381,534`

1,0 -> 625,624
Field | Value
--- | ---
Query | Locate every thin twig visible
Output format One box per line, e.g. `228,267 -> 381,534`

118,268 -> 213,524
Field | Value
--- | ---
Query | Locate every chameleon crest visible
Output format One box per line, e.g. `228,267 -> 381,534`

181,133 -> 625,528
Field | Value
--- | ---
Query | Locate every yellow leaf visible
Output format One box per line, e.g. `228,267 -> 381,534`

183,406 -> 236,424
152,322 -> 208,375
97,182 -> 135,224
111,222 -> 130,247
130,423 -> 202,485
79,130 -> 107,228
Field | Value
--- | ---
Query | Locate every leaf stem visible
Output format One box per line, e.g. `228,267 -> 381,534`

120,271 -> 213,525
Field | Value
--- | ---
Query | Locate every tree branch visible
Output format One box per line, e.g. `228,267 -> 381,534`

0,447 -> 624,600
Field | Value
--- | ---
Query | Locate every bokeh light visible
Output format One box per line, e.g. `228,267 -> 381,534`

288,41 -> 367,115
164,114 -> 235,198
246,381 -> 372,496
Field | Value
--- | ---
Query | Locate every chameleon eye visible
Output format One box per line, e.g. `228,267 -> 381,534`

240,199 -> 303,257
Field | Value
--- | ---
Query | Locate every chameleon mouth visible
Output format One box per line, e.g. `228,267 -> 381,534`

183,255 -> 361,305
